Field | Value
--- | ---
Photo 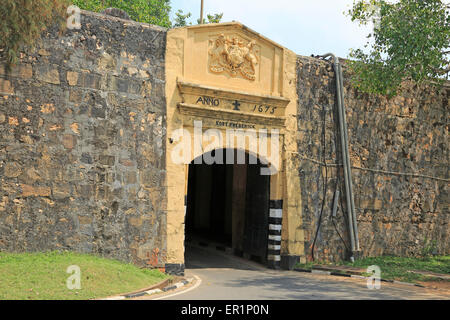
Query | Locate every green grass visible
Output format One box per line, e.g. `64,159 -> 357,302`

293,261 -> 316,270
0,251 -> 170,300
339,255 -> 450,283
295,255 -> 450,284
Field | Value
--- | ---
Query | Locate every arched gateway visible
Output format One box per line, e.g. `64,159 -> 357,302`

163,22 -> 302,275
185,149 -> 277,267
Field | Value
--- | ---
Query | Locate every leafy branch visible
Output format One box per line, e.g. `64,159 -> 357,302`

347,0 -> 450,97
0,0 -> 69,67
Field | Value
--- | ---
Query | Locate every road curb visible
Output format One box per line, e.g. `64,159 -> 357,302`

99,278 -> 195,300
293,268 -> 426,288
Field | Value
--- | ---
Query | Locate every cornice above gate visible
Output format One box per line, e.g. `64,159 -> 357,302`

177,80 -> 289,129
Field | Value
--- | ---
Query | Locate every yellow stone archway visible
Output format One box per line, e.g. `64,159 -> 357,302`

164,22 -> 304,273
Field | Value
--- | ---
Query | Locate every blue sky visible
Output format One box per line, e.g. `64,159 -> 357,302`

170,0 -> 374,58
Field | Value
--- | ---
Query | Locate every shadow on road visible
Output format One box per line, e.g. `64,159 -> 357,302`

224,273 -> 407,300
184,244 -> 263,271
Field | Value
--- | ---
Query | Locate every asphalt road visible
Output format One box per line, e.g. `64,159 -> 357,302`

152,245 -> 449,300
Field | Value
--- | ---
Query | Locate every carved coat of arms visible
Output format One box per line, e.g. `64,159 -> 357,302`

208,34 -> 259,80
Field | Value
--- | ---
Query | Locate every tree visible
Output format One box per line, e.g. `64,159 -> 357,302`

72,1 -> 222,28
0,0 -> 222,68
173,10 -> 223,27
173,9 -> 192,27
347,0 -> 449,96
0,0 -> 69,66
197,13 -> 224,25
72,0 -> 172,27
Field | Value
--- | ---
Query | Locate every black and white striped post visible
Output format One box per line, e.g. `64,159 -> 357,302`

267,200 -> 283,269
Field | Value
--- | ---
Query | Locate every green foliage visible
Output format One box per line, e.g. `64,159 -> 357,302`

173,9 -> 192,27
72,1 -> 222,28
0,251 -> 169,300
295,255 -> 450,283
0,0 -> 69,67
347,0 -> 450,96
173,9 -> 223,27
421,237 -> 438,258
197,13 -> 224,25
72,0 -> 172,27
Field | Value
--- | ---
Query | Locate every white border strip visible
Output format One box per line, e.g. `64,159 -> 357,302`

269,209 -> 282,218
153,275 -> 202,300
267,254 -> 281,261
269,224 -> 282,231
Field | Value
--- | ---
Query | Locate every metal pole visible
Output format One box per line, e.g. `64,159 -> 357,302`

315,53 -> 357,255
337,63 -> 360,251
200,0 -> 204,24
334,58 -> 356,254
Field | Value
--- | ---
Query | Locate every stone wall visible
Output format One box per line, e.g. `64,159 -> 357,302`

296,56 -> 449,262
1,11 -> 448,267
0,11 -> 168,267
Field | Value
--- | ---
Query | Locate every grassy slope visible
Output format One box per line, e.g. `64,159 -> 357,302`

295,256 -> 449,283
0,251 -> 169,300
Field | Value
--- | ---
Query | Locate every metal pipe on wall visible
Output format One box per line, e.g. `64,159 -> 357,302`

315,53 -> 360,257
337,63 -> 360,252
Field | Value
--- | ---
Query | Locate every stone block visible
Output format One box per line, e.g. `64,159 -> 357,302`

78,72 -> 101,90
0,64 -> 33,79
67,71 -> 79,86
76,185 -> 94,199
119,159 -> 135,167
78,216 -> 93,225
36,64 -> 60,84
124,171 -> 137,184
20,167 -> 41,183
62,134 -> 77,150
4,162 -> 22,178
97,52 -> 116,72
128,216 -> 143,227
69,89 -> 83,103
99,155 -> 115,166
140,169 -> 161,187
80,153 -> 93,164
0,79 -> 14,94
20,184 -> 51,197
53,184 -> 71,199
